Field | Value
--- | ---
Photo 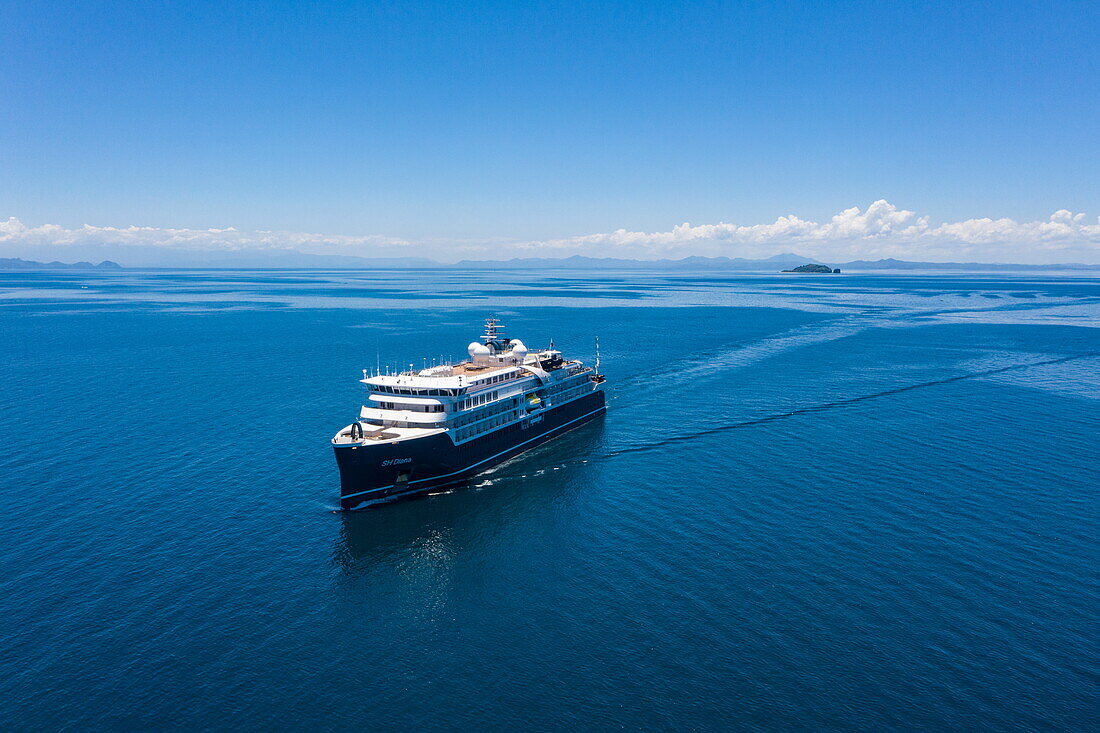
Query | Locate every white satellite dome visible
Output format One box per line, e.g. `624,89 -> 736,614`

508,339 -> 528,360
468,341 -> 491,360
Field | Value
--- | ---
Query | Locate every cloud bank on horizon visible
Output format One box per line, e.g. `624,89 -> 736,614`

3,201 -> 1099,264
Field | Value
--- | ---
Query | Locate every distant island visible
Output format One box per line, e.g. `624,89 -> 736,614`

0,257 -> 122,270
781,263 -> 840,273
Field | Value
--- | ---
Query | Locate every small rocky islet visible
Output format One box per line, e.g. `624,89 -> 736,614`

781,263 -> 840,273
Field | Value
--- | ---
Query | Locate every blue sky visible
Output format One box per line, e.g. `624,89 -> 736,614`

2,0 -> 1098,263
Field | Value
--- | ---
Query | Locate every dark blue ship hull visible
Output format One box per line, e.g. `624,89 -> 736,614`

334,390 -> 606,509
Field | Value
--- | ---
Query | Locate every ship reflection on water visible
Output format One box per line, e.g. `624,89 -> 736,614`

331,419 -> 607,577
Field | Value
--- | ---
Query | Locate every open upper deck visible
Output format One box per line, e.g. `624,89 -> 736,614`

362,364 -> 526,393
361,345 -> 566,393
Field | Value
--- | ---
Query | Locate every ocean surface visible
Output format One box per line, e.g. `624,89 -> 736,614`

1,268 -> 1097,731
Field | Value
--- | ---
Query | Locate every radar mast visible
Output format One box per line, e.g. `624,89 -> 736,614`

482,317 -> 505,347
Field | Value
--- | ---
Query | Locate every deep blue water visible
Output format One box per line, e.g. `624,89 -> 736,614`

1,269 -> 1097,731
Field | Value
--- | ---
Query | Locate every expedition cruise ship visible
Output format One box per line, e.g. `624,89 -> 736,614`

332,318 -> 607,509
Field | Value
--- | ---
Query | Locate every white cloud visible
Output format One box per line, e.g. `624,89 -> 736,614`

520,201 -> 1100,262
3,201 -> 1100,263
0,217 -> 410,253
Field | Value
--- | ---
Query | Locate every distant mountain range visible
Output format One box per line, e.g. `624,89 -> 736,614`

445,254 -> 1100,271
0,257 -> 122,270
835,257 -> 1100,271
3,253 -> 1098,271
449,253 -> 814,270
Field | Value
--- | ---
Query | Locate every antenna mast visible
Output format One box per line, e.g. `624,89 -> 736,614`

483,316 -> 504,344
